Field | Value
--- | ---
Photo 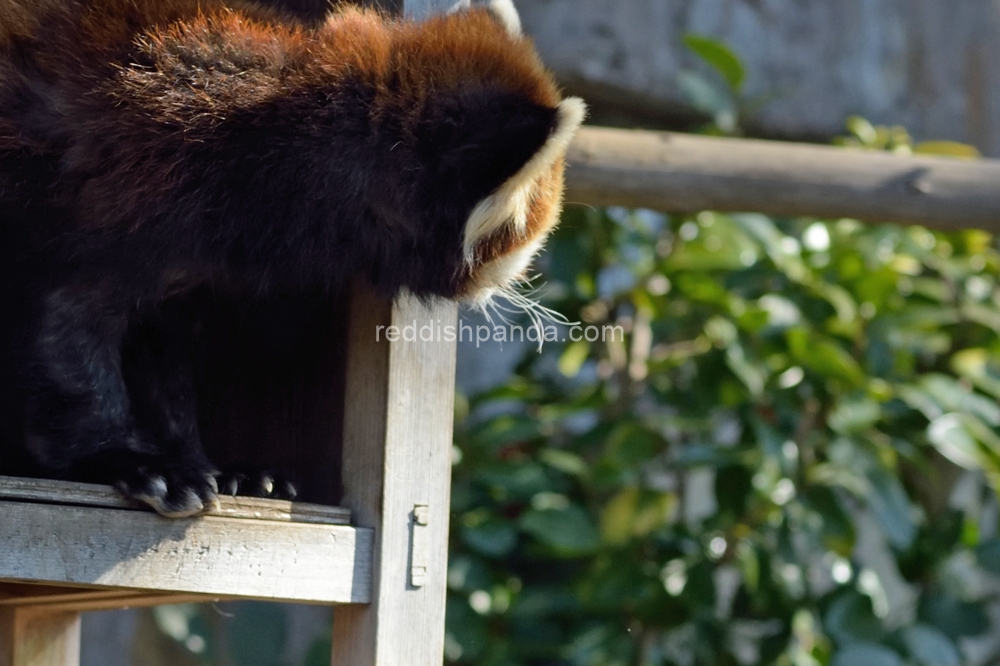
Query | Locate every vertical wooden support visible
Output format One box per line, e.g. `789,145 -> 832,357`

331,286 -> 458,666
0,608 -> 81,666
332,0 -> 460,660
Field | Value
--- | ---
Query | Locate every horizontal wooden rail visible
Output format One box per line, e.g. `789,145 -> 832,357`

565,127 -> 1000,231
0,477 -> 372,605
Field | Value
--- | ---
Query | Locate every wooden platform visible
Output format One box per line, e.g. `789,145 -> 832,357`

0,288 -> 459,666
0,476 -> 371,606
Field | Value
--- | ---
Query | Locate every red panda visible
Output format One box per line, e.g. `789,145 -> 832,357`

0,0 -> 585,516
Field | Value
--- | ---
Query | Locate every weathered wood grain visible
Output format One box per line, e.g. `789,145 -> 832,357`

0,501 -> 372,604
0,476 -> 350,525
566,126 -> 1000,231
331,285 -> 458,666
0,607 -> 80,666
0,583 -> 220,613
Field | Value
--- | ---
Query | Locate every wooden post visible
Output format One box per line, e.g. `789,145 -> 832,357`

331,1 -> 459,662
0,607 -> 80,666
330,287 -> 458,666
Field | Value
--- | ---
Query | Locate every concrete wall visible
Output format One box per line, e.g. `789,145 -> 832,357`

519,0 -> 1000,154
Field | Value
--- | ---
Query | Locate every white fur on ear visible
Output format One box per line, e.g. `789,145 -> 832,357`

485,0 -> 522,36
447,0 -> 522,36
462,97 -> 587,263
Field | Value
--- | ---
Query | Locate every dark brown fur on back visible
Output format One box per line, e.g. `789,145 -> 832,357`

0,0 -> 574,516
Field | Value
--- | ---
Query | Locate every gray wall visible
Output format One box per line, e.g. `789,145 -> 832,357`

520,0 -> 1000,154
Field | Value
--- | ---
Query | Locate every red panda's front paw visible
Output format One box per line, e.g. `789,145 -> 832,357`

114,457 -> 221,518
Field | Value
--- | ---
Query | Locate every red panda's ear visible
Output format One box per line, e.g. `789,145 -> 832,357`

420,85 -> 559,201
444,0 -> 522,36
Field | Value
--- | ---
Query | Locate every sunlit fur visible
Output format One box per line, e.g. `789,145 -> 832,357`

0,0 -> 584,515
459,96 -> 585,306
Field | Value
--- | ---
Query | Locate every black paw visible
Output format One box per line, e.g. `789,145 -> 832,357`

216,468 -> 297,500
115,460 -> 221,518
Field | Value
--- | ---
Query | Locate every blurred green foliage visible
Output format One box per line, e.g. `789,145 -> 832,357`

444,37 -> 1000,666
142,602 -> 331,666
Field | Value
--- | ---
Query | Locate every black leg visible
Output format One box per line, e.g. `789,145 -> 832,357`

25,284 -> 219,517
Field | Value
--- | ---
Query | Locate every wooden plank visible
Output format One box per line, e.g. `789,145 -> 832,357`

565,126 -> 1000,231
0,476 -> 350,525
0,500 -> 373,604
0,583 -> 219,613
331,286 -> 458,666
0,607 -> 80,666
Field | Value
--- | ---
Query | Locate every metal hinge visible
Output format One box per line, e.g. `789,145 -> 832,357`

410,504 -> 430,588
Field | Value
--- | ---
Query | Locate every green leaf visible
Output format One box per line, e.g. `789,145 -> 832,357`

476,462 -> 551,500
461,518 -> 518,558
538,448 -> 588,477
927,413 -> 982,469
724,339 -> 767,396
846,115 -> 878,145
918,591 -> 990,638
920,374 -> 1000,426
901,624 -> 961,666
676,71 -> 736,130
977,538 -> 1000,575
787,329 -> 865,387
829,394 -> 882,434
600,486 -> 675,544
831,644 -> 902,666
824,591 -> 885,644
520,506 -> 600,556
867,470 -> 917,549
558,340 -> 590,377
470,415 -> 543,450
605,422 -> 664,468
804,486 -> 856,556
927,414 -> 982,469
682,34 -> 746,91
951,349 -> 1000,400
925,413 -> 1000,486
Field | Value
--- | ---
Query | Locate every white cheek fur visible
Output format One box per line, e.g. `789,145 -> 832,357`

463,235 -> 545,306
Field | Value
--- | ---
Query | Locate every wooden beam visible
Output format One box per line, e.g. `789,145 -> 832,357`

565,126 -> 1000,231
330,287 -> 457,666
0,476 -> 350,525
0,607 -> 80,666
0,583 -> 223,613
0,500 -> 372,604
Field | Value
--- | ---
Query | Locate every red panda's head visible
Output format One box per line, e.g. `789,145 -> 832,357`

341,1 -> 586,309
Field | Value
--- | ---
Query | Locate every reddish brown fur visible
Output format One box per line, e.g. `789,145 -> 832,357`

0,0 -> 561,239
0,0 -> 580,513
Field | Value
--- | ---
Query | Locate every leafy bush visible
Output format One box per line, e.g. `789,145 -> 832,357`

447,189 -> 1000,666
445,43 -> 1000,665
